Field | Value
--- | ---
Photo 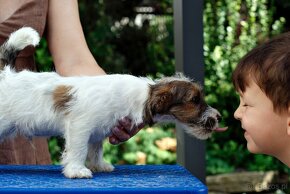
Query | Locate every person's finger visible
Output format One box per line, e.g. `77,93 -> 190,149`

111,126 -> 130,142
129,123 -> 145,136
108,119 -> 145,145
118,117 -> 132,132
109,135 -> 119,145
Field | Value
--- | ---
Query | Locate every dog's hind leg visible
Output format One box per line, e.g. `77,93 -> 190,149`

87,141 -> 114,172
61,122 -> 93,178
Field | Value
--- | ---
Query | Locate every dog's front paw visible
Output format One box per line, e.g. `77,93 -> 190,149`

63,164 -> 93,179
89,161 -> 114,172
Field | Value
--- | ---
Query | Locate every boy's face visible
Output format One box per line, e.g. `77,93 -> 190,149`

234,80 -> 289,157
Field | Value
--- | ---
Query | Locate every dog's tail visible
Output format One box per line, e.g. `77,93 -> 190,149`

0,27 -> 40,70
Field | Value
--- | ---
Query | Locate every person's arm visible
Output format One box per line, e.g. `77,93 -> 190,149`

46,0 -> 143,144
46,0 -> 105,76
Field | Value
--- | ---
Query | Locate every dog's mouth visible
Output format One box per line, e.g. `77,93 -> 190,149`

184,117 -> 228,140
151,106 -> 228,140
203,117 -> 228,133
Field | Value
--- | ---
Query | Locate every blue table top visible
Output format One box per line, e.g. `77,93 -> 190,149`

0,164 -> 207,194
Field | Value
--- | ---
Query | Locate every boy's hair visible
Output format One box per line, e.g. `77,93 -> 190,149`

232,32 -> 290,113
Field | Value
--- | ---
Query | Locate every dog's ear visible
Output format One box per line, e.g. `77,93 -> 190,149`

143,84 -> 174,126
148,81 -> 200,113
144,80 -> 204,126
148,83 -> 181,114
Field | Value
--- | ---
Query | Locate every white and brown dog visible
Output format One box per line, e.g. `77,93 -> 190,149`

0,27 -> 226,178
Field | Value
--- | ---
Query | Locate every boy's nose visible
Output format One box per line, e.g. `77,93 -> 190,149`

234,106 -> 241,121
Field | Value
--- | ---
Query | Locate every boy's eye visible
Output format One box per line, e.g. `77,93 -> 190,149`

242,104 -> 250,107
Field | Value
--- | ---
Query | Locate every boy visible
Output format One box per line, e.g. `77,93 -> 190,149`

232,32 -> 290,167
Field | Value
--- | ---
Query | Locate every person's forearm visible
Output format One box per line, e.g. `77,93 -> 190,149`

46,0 -> 105,76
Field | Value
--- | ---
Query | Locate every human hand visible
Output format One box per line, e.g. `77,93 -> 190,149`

109,117 -> 145,145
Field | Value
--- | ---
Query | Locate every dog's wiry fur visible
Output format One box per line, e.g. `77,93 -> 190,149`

0,27 -> 224,178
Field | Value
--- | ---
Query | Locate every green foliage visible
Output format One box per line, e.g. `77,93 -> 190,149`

103,125 -> 176,165
78,0 -> 174,76
147,16 -> 174,76
48,137 -> 63,164
35,39 -> 53,72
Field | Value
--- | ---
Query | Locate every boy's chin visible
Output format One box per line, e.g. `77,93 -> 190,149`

246,142 -> 263,154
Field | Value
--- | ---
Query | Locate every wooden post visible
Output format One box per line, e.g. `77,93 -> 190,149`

173,0 -> 206,183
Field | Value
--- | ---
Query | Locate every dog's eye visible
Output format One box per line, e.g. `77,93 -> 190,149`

192,96 -> 200,104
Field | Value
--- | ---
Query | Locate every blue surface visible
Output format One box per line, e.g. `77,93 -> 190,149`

0,165 -> 207,194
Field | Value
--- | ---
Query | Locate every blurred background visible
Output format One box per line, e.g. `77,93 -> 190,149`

35,0 -> 289,193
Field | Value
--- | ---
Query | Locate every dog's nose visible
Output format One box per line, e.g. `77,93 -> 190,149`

216,114 -> 222,123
